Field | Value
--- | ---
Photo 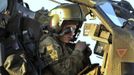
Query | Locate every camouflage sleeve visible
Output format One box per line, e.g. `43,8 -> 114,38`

4,53 -> 38,75
39,36 -> 85,75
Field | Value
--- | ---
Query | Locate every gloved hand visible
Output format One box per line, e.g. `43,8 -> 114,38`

83,46 -> 92,66
75,41 -> 92,66
85,46 -> 92,56
75,41 -> 87,52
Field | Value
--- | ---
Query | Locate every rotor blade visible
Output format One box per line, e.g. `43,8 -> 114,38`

49,0 -> 62,4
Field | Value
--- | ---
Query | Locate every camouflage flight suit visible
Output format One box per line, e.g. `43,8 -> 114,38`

39,36 -> 90,75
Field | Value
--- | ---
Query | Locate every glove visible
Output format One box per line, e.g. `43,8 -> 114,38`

75,41 -> 87,52
85,46 -> 92,56
83,46 -> 92,66
75,41 -> 92,66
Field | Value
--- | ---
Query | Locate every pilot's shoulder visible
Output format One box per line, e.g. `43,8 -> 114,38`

40,36 -> 56,46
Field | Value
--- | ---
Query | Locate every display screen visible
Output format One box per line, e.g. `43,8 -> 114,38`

121,62 -> 134,75
94,41 -> 104,56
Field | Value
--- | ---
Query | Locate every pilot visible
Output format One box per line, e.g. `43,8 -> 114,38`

1,0 -> 40,75
39,3 -> 92,75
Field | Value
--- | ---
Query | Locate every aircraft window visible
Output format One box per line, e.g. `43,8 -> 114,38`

0,0 -> 7,12
121,62 -> 134,75
99,2 -> 123,27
